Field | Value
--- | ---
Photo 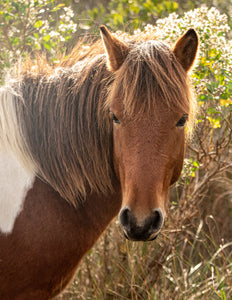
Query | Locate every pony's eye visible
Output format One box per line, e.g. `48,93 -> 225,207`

176,114 -> 188,127
110,112 -> 120,124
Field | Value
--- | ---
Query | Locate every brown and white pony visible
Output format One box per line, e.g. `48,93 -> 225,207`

0,26 -> 198,299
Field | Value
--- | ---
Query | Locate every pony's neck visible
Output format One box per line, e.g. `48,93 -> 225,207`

31,177 -> 122,252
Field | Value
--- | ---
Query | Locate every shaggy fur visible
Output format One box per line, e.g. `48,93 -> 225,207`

0,33 -> 196,206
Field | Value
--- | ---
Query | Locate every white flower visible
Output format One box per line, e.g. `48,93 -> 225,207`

50,31 -> 59,38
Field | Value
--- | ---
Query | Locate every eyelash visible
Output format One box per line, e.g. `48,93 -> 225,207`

176,114 -> 188,127
110,112 -> 120,124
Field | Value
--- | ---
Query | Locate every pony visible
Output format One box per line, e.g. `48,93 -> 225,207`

0,26 -> 198,299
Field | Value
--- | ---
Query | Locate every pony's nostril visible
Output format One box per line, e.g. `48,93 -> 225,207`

151,208 -> 163,232
119,207 -> 131,227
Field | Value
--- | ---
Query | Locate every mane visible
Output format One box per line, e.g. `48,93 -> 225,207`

0,33 -> 196,206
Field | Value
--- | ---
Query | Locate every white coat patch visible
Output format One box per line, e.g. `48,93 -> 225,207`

0,149 -> 34,234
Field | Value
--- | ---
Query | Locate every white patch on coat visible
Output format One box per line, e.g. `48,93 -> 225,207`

0,84 -> 36,234
0,85 -> 36,173
0,149 -> 34,234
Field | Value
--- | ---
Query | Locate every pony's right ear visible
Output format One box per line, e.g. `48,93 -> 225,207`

100,25 -> 129,71
173,29 -> 199,72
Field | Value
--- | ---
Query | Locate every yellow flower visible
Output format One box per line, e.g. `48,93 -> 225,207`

207,116 -> 221,128
220,99 -> 232,107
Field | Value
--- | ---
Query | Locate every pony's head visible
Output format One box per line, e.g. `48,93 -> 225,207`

101,26 -> 198,241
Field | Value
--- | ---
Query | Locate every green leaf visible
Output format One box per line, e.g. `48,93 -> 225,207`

206,83 -> 214,93
43,34 -> 51,42
193,161 -> 199,167
34,20 -> 43,28
33,32 -> 39,39
43,41 -> 52,51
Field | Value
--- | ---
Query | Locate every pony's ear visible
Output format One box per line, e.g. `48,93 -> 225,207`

100,25 -> 129,71
173,29 -> 199,72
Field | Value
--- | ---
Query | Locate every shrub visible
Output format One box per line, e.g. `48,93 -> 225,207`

0,0 -> 77,83
81,0 -> 178,31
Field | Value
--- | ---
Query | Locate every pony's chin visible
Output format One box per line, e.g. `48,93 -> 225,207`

123,230 -> 129,240
147,234 -> 158,241
123,230 -> 158,242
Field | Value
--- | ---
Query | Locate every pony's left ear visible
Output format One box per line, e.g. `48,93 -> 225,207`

173,29 -> 199,72
100,25 -> 129,71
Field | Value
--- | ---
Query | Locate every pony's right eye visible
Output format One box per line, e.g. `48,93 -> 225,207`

110,112 -> 120,124
176,114 -> 188,127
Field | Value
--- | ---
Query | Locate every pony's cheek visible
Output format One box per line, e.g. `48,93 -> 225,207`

113,150 -> 120,180
170,162 -> 183,186
168,130 -> 186,186
112,128 -> 122,180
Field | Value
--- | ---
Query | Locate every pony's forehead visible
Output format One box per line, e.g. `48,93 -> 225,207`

107,39 -> 191,120
130,39 -> 170,49
127,40 -> 172,59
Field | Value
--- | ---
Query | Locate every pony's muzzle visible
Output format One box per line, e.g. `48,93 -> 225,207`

119,207 -> 164,241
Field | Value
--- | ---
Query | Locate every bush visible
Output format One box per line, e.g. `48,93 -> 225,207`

80,0 -> 178,32
0,0 -> 77,83
73,0 -> 232,38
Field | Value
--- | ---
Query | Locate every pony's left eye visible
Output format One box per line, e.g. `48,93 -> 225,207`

176,114 -> 188,127
110,112 -> 120,124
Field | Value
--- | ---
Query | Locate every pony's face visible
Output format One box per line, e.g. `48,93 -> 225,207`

101,26 -> 198,241
110,106 -> 187,241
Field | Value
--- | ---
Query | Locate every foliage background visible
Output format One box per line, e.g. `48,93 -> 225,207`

0,0 -> 231,299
